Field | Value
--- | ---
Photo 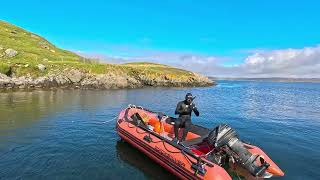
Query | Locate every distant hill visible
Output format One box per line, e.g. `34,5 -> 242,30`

210,77 -> 320,83
0,20 -> 213,89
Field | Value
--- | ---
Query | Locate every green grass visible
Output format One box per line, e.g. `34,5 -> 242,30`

122,62 -> 195,80
0,63 -> 11,75
0,20 -> 202,81
0,20 -> 82,77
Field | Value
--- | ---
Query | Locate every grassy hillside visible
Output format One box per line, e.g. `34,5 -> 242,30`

0,20 -> 81,75
0,20 -> 212,89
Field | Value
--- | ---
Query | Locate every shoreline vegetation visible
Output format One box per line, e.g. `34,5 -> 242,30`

0,20 -> 213,90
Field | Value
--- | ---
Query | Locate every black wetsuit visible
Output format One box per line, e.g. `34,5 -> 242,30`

174,100 -> 200,141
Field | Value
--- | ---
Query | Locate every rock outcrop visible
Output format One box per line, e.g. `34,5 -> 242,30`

37,64 -> 46,72
4,48 -> 18,57
0,69 -> 214,90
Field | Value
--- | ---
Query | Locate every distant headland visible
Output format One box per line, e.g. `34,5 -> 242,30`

210,77 -> 320,83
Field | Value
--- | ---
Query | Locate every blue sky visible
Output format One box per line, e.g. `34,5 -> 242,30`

1,0 -> 320,77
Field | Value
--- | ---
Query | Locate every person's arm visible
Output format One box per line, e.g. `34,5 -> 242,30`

175,102 -> 183,115
191,104 -> 200,116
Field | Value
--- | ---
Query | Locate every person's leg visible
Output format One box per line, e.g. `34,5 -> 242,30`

174,118 -> 182,140
181,119 -> 191,141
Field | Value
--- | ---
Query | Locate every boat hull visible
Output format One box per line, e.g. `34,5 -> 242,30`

116,108 -> 231,180
116,106 -> 284,179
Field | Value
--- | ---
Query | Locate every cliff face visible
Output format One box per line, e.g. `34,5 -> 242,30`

0,21 -> 213,90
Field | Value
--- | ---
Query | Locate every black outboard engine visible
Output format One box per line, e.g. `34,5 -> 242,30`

207,124 -> 270,177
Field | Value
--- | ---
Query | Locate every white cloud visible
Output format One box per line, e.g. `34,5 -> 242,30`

179,45 -> 320,78
238,46 -> 320,78
76,45 -> 320,78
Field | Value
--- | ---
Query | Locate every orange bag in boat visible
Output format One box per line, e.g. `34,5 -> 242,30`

154,121 -> 164,134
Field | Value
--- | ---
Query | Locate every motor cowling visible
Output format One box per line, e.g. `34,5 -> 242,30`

207,124 -> 270,177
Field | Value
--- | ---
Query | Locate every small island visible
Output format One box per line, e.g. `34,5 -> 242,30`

0,21 -> 213,90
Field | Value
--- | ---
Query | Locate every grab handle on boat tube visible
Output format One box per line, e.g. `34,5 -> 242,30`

192,158 -> 207,176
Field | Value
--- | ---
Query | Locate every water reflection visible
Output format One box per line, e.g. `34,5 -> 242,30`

0,90 -> 130,131
116,140 -> 177,180
0,91 -> 62,131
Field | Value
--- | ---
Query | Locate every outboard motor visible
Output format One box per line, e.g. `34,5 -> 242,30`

207,124 -> 270,177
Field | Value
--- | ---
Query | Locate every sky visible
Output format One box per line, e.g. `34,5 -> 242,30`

1,0 -> 320,77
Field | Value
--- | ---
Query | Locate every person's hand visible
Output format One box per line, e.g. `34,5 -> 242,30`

190,103 -> 196,110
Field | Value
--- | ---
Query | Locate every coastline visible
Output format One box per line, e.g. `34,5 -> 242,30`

0,70 -> 214,91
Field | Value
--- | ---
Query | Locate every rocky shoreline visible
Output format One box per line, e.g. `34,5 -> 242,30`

0,69 -> 214,90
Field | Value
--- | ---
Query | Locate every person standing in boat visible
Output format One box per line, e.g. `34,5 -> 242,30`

173,93 -> 200,142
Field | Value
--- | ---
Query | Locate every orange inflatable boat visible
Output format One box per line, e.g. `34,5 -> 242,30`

116,105 -> 284,179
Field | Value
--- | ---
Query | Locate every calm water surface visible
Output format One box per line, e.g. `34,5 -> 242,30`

0,81 -> 319,180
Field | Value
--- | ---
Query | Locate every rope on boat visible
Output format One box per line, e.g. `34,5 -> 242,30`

101,116 -> 118,124
181,150 -> 193,165
161,140 -> 181,154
